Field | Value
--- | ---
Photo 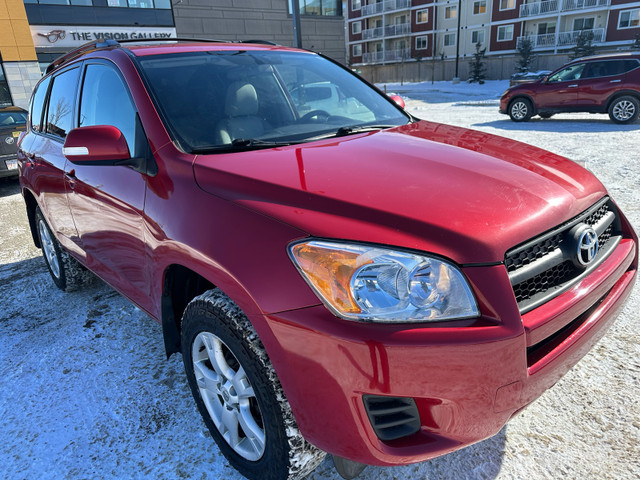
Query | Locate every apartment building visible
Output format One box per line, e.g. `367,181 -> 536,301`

347,0 -> 640,80
173,0 -> 346,65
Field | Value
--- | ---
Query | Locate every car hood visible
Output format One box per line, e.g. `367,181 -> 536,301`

193,121 -> 606,265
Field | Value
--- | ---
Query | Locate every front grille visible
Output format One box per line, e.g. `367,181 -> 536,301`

505,197 -> 621,313
363,395 -> 420,442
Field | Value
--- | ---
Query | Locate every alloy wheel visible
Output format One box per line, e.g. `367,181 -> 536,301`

511,101 -> 528,120
192,331 -> 266,461
38,219 -> 60,279
613,100 -> 636,122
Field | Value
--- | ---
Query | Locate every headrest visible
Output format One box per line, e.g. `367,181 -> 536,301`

225,82 -> 258,117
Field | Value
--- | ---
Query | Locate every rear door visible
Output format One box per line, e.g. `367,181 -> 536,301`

575,59 -> 639,109
65,60 -> 151,311
29,67 -> 80,251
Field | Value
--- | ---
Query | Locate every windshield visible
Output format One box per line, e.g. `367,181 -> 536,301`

137,50 -> 409,152
0,111 -> 27,128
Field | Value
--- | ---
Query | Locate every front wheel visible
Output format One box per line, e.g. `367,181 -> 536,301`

508,98 -> 533,122
35,207 -> 90,292
608,96 -> 639,124
181,289 -> 325,480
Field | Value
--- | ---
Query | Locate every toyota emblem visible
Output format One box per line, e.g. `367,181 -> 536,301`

576,227 -> 599,266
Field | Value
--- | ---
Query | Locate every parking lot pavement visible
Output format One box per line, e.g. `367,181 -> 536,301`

0,97 -> 638,479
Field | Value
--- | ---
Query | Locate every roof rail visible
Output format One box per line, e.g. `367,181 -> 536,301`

117,37 -> 228,44
240,40 -> 279,46
46,39 -> 119,74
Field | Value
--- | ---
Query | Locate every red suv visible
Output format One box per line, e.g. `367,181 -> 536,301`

501,53 -> 640,123
18,40 -> 638,480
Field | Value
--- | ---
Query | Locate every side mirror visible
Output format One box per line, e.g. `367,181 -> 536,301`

63,125 -> 131,165
389,95 -> 405,109
542,76 -> 549,83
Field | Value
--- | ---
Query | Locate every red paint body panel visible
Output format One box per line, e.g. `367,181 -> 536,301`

194,121 -> 604,265
18,42 -> 639,469
501,53 -> 640,115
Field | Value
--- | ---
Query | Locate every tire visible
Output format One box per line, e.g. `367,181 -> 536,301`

181,289 -> 326,480
508,98 -> 533,122
608,96 -> 639,124
35,207 -> 90,292
538,112 -> 554,119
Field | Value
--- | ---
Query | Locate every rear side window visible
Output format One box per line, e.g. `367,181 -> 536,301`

79,63 -> 137,151
582,59 -> 640,79
30,76 -> 51,133
45,67 -> 80,139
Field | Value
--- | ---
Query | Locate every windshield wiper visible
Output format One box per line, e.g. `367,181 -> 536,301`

303,125 -> 397,143
231,138 -> 294,148
335,125 -> 397,136
192,138 -> 295,153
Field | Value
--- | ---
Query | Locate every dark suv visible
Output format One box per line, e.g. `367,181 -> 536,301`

18,39 -> 638,480
0,106 -> 28,178
501,53 -> 640,123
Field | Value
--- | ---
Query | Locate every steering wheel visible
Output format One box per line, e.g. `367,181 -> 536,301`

300,110 -> 331,123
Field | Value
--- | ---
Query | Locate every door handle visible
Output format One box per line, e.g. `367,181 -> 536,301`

568,84 -> 578,88
609,79 -> 621,83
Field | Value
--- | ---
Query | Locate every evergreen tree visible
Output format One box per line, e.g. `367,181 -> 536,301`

570,31 -> 596,60
468,42 -> 486,84
516,38 -> 535,73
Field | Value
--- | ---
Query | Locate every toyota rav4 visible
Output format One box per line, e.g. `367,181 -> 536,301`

18,40 -> 637,480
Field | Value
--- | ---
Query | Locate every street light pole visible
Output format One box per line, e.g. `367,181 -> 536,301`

455,0 -> 461,79
292,0 -> 303,48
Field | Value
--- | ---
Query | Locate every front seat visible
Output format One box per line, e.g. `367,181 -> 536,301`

216,82 -> 267,144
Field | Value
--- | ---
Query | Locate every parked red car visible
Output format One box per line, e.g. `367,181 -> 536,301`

18,40 -> 637,480
500,53 -> 640,123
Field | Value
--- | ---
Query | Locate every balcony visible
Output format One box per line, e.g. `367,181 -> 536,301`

362,51 -> 384,63
361,0 -> 410,17
516,28 -> 605,50
519,0 -> 610,17
362,27 -> 384,40
557,28 -> 605,45
384,22 -> 410,37
361,2 -> 384,16
520,0 -> 559,18
562,0 -> 609,12
384,48 -> 411,62
384,0 -> 410,12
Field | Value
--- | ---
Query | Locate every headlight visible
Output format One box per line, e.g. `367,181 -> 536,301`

289,240 -> 479,323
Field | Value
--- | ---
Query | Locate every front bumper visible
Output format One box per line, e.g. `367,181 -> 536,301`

253,236 -> 637,466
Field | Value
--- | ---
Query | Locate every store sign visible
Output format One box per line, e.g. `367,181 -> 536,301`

31,26 -> 177,48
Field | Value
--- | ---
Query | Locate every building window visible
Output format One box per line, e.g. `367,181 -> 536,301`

471,29 -> 485,45
444,33 -> 456,46
473,1 -> 486,15
416,9 -> 428,24
351,21 -> 362,34
537,22 -> 556,35
445,6 -> 457,19
573,17 -> 595,31
101,0 -> 170,7
353,44 -> 362,56
352,0 -> 361,10
500,0 -> 515,10
618,9 -> 640,29
416,36 -> 428,50
497,25 -> 514,41
288,0 -> 342,16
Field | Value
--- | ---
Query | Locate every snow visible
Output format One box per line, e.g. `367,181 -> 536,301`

1,81 -> 639,480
